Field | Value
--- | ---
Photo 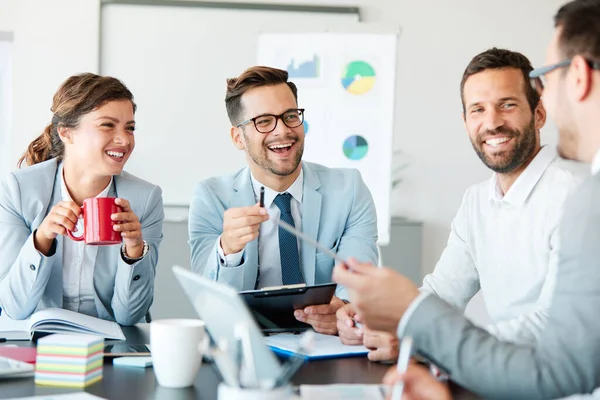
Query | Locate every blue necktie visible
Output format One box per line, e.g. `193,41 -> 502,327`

274,193 -> 304,285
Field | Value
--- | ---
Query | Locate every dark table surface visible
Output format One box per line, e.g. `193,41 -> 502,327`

0,325 -> 479,399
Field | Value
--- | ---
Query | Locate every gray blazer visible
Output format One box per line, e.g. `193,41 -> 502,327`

0,159 -> 164,325
404,173 -> 600,399
188,161 -> 379,298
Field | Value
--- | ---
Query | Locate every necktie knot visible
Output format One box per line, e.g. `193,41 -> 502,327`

274,193 -> 293,214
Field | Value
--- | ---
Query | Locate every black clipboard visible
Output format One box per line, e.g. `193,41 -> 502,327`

239,283 -> 337,334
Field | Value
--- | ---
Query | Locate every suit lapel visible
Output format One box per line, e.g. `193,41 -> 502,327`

47,162 -> 65,306
231,168 -> 255,208
232,168 -> 259,287
300,163 -> 322,286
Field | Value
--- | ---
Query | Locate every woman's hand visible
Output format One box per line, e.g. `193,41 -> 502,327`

34,201 -> 81,255
112,198 -> 144,258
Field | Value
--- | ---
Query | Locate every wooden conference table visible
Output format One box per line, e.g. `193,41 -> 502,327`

0,325 -> 480,400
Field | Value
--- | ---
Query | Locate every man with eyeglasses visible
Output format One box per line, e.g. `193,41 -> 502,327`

333,0 -> 600,398
188,66 -> 378,335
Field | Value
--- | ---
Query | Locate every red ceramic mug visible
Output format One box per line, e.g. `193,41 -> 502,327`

67,197 -> 122,245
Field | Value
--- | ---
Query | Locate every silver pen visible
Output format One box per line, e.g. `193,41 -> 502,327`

277,219 -> 346,265
391,336 -> 413,400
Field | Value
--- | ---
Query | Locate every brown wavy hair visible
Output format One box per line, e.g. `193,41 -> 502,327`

18,73 -> 136,167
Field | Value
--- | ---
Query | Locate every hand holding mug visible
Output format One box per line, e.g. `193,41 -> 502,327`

111,198 -> 144,258
65,197 -> 122,246
34,201 -> 82,255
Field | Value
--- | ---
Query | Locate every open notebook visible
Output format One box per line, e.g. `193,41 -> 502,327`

264,331 -> 369,360
0,308 -> 125,341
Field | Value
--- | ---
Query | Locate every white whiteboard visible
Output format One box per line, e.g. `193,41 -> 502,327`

258,32 -> 398,245
100,2 -> 359,207
0,34 -> 12,179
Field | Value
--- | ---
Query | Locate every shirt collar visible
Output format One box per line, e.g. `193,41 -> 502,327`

60,164 -> 113,202
488,145 -> 557,206
592,149 -> 600,176
251,168 -> 304,207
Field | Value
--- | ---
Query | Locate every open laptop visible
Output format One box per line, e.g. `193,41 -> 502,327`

172,265 -> 283,387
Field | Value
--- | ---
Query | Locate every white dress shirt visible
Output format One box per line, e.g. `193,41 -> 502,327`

401,146 -> 581,344
61,166 -> 112,317
591,149 -> 600,176
217,170 -> 304,288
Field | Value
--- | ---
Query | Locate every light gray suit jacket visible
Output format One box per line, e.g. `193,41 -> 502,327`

404,172 -> 600,399
188,162 -> 379,298
0,159 -> 164,325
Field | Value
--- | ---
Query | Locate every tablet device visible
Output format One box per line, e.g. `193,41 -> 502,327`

172,265 -> 282,388
103,344 -> 150,358
240,283 -> 337,333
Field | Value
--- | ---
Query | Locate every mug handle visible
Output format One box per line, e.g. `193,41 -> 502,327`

66,206 -> 85,241
198,334 -> 210,355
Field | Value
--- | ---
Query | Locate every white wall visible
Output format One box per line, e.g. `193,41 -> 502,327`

0,0 -> 15,180
0,38 -> 12,180
1,0 -> 569,323
0,0 -> 99,168
0,0 -> 15,32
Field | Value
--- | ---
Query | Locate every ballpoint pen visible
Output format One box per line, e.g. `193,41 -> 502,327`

352,318 -> 363,330
259,186 -> 265,208
391,336 -> 413,400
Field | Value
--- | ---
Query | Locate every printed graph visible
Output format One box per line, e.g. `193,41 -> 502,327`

287,55 -> 320,78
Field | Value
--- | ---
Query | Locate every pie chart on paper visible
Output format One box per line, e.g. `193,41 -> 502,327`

343,135 -> 369,161
341,61 -> 376,95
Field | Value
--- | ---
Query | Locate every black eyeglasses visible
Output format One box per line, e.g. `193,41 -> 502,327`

236,108 -> 305,134
530,58 -> 600,95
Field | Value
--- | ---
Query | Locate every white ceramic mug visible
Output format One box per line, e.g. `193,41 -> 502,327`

150,319 -> 209,388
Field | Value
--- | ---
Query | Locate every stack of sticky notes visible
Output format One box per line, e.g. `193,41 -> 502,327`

34,334 -> 104,387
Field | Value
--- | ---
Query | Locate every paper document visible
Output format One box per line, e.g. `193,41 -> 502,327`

0,313 -> 29,331
300,384 -> 387,399
0,313 -> 31,340
0,308 -> 125,340
264,331 -> 369,359
4,394 -> 107,400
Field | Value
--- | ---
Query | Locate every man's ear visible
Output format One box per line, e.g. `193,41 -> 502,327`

231,126 -> 245,150
57,125 -> 73,144
534,100 -> 547,131
571,55 -> 593,102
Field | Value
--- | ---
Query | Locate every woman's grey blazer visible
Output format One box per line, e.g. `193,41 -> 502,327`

0,158 -> 164,325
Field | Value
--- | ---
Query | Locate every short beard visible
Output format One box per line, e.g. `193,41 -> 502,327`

243,129 -> 304,176
472,118 -> 537,174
